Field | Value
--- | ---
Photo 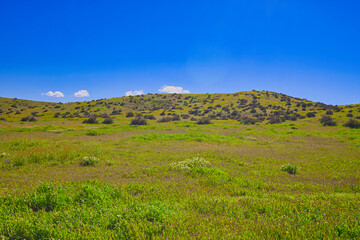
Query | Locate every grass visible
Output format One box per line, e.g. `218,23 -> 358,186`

0,91 -> 359,239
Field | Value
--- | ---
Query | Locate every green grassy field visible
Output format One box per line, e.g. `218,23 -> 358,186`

0,91 -> 359,239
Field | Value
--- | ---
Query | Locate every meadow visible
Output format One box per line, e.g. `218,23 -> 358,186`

0,90 -> 359,239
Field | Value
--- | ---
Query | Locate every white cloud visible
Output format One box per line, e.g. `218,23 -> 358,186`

158,85 -> 190,94
125,90 -> 144,96
74,90 -> 89,97
43,91 -> 64,97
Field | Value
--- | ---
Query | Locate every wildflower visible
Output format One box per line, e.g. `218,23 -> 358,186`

170,157 -> 211,171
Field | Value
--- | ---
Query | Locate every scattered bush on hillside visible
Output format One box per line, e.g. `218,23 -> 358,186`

157,117 -> 173,123
298,115 -> 306,119
83,116 -> 98,124
181,114 -> 190,119
344,119 -> 360,129
111,110 -> 122,115
21,116 -> 37,122
347,113 -> 353,118
144,115 -> 156,120
190,117 -> 197,121
280,164 -> 298,174
126,112 -> 134,118
172,114 -> 180,121
325,110 -> 333,115
320,116 -> 337,126
0,117 -> 6,121
268,117 -> 283,124
99,113 -> 110,118
306,112 -> 316,118
239,116 -> 257,125
196,117 -> 212,125
130,115 -> 147,125
102,118 -> 114,124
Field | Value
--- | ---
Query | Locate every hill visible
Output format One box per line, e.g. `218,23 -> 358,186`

1,90 -> 359,126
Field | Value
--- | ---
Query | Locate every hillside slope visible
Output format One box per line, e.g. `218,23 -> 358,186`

1,90 -> 359,126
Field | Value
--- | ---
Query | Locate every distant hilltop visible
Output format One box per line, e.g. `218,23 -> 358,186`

0,90 -> 359,126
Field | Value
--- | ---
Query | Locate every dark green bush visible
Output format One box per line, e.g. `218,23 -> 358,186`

306,112 -> 316,118
126,112 -> 134,118
21,116 -> 37,122
83,117 -> 98,124
344,119 -> 360,129
130,115 -> 147,125
157,117 -> 172,123
196,117 -> 212,125
102,118 -> 114,124
320,116 -> 337,126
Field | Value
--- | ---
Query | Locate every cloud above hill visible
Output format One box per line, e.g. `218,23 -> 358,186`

42,91 -> 64,97
74,90 -> 89,97
125,90 -> 144,96
158,85 -> 190,94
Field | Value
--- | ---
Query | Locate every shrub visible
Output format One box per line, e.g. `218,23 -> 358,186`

196,117 -> 212,125
280,164 -> 298,174
268,117 -> 282,124
102,118 -> 114,124
111,110 -> 122,115
53,112 -> 60,118
83,116 -> 98,124
21,116 -> 37,122
347,113 -> 353,118
190,117 -> 197,121
298,115 -> 306,119
344,119 -> 360,129
172,114 -> 180,121
181,114 -> 190,119
144,115 -> 156,120
157,117 -> 172,123
325,110 -> 333,115
126,112 -> 134,117
320,116 -> 337,126
306,112 -> 316,118
0,117 -> 6,121
80,157 -> 99,166
130,115 -> 147,125
99,113 -> 110,118
239,116 -> 257,125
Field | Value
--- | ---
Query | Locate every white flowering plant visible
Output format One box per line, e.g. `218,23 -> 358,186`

170,157 -> 211,171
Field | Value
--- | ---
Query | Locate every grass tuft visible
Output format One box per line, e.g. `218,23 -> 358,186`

280,164 -> 298,174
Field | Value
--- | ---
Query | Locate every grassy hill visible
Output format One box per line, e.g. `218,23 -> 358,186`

1,90 -> 359,126
0,91 -> 359,239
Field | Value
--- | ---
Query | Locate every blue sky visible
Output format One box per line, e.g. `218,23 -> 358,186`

0,0 -> 359,104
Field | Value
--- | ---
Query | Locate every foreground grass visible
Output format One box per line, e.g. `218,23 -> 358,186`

1,180 -> 359,239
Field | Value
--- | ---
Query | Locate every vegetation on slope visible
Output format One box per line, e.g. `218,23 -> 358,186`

0,90 -> 359,239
